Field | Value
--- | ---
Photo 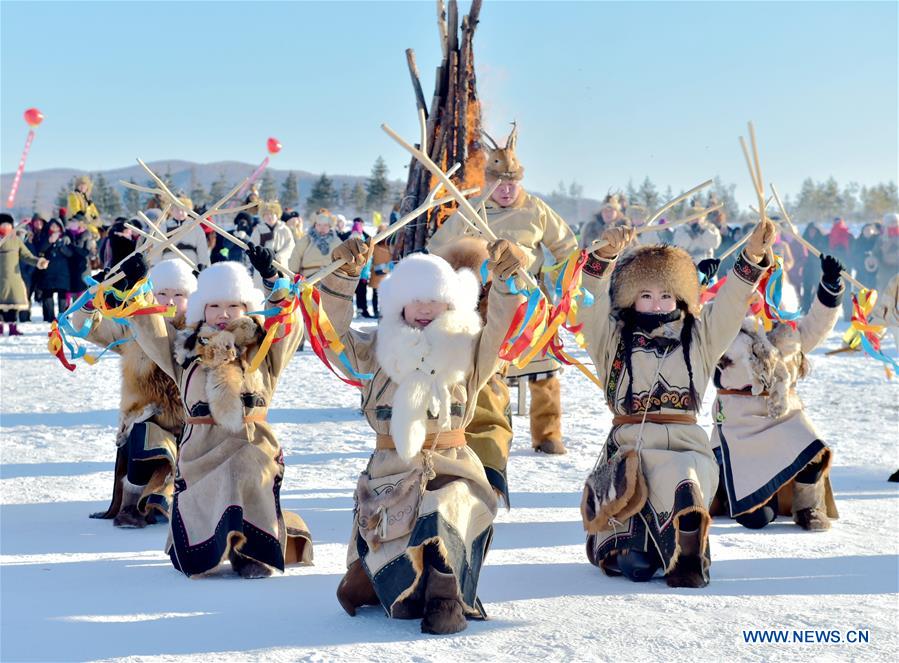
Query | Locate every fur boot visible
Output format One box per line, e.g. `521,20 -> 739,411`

792,479 -> 831,531
337,560 -> 380,616
420,568 -> 467,635
666,528 -> 708,588
229,547 -> 273,579
529,375 -> 565,454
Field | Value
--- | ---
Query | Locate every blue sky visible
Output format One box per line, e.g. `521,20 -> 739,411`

1,1 -> 896,206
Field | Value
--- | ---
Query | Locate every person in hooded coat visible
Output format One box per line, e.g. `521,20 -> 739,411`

577,218 -> 775,588
321,237 -> 526,634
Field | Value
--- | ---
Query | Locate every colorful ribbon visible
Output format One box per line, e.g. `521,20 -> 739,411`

851,289 -> 897,379
491,250 -> 603,388
248,275 -> 373,386
756,256 -> 801,331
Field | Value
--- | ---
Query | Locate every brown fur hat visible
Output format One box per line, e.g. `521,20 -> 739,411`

430,236 -> 491,322
610,244 -> 700,316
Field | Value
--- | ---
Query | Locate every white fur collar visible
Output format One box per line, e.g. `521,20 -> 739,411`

375,309 -> 482,462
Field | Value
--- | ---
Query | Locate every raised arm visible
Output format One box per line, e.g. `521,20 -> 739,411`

471,240 -> 528,388
797,254 -> 844,354
115,255 -> 180,380
426,206 -> 479,255
536,198 -> 578,264
578,227 -> 633,382
698,220 -> 776,367
246,245 -> 305,377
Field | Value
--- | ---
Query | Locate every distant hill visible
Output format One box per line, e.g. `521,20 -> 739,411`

1,160 -> 602,227
0,161 -> 384,219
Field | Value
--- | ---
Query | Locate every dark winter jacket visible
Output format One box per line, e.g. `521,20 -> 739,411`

68,230 -> 96,292
36,229 -> 74,293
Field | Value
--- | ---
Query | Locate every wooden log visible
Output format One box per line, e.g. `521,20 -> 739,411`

406,49 -> 429,118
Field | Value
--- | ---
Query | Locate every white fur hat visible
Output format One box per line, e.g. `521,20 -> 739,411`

378,253 -> 479,324
149,259 -> 197,295
185,261 -> 265,325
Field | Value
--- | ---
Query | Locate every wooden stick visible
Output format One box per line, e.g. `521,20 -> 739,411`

588,209 -> 721,251
645,179 -> 714,227
382,110 -> 540,290
125,223 -> 197,270
197,217 -> 293,278
715,229 -> 753,262
303,186 -> 477,287
770,183 -> 866,291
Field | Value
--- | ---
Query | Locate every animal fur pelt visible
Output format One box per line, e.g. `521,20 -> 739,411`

375,310 -> 482,462
119,340 -> 183,444
175,316 -> 265,433
725,320 -> 795,418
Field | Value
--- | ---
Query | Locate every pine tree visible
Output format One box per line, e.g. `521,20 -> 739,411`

711,177 -> 739,226
123,178 -> 141,214
55,182 -> 70,210
260,170 -> 277,200
637,176 -> 660,211
208,171 -> 230,207
365,156 -> 390,211
189,168 -> 207,208
306,173 -> 338,214
351,181 -> 367,212
338,181 -> 352,209
281,172 -> 299,208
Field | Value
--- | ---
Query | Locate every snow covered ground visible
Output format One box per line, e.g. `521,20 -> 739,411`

1,312 -> 897,662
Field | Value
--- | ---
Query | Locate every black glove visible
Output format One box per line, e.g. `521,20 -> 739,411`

697,258 -> 721,284
90,269 -> 107,284
120,253 -> 149,288
247,244 -> 277,279
820,254 -> 844,290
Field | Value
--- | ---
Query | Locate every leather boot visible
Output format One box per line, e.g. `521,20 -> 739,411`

8,323 -> 22,336
420,568 -> 467,635
618,548 -> 661,582
666,528 -> 708,588
337,560 -> 379,616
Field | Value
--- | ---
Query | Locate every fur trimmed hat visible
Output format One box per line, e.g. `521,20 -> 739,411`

149,259 -> 198,295
185,262 -> 264,325
378,253 -> 480,324
609,244 -> 700,316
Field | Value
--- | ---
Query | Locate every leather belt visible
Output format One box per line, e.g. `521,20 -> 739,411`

376,429 -> 467,450
185,412 -> 268,425
612,413 -> 698,426
717,388 -> 768,397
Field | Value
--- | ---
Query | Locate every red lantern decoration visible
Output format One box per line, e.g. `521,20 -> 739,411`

267,137 -> 282,155
24,108 -> 44,128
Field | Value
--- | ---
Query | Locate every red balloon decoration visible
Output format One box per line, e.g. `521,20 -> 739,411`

267,137 -> 282,155
24,108 -> 44,128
